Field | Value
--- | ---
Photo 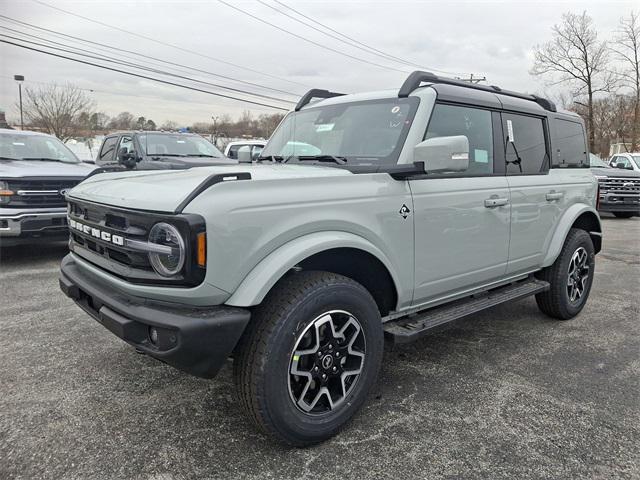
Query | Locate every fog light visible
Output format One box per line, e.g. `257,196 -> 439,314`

149,327 -> 159,345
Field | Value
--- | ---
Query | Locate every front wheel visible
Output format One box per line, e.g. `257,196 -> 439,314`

233,271 -> 383,446
535,228 -> 595,320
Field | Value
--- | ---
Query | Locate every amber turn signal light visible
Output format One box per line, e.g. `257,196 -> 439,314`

197,232 -> 206,267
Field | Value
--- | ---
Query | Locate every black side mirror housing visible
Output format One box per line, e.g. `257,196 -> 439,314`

118,147 -> 138,169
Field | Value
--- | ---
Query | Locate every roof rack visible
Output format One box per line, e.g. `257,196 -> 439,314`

295,89 -> 345,111
398,71 -> 557,112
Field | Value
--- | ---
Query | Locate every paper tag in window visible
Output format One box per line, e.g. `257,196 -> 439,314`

12,142 -> 25,146
506,120 -> 515,142
315,123 -> 334,132
176,140 -> 186,143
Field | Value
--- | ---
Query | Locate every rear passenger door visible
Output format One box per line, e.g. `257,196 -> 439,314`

503,113 -> 563,274
410,103 -> 511,306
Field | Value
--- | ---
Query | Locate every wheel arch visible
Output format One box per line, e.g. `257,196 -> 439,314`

542,204 -> 602,268
225,231 -> 403,315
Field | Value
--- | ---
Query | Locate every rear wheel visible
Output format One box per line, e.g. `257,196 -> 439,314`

613,212 -> 635,218
535,228 -> 595,320
233,271 -> 383,446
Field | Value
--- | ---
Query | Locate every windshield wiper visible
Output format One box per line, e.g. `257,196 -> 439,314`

0,156 -> 16,161
296,155 -> 348,165
22,157 -> 74,163
183,154 -> 219,158
256,155 -> 284,163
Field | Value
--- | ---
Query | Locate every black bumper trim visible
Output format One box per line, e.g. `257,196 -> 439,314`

59,254 -> 251,378
598,203 -> 640,214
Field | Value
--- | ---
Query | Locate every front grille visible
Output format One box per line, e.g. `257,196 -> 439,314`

67,198 -> 206,287
69,200 -> 156,273
5,178 -> 82,208
598,177 -> 640,194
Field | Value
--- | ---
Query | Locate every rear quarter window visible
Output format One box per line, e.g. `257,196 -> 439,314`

554,119 -> 588,168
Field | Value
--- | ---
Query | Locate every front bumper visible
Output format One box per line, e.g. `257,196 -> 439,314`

59,254 -> 251,378
0,208 -> 69,243
598,194 -> 640,215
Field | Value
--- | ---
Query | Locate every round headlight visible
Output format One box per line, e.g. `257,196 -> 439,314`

148,223 -> 185,277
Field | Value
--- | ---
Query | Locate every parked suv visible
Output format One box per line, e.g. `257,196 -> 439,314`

0,129 -> 94,246
59,72 -> 601,446
95,131 -> 230,170
590,154 -> 640,218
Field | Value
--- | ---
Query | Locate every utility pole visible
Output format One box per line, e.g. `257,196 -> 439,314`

457,74 -> 487,84
14,75 -> 24,130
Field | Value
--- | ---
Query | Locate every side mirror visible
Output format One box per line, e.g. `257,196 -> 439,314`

251,146 -> 263,161
117,147 -> 137,169
237,145 -> 252,163
414,135 -> 469,173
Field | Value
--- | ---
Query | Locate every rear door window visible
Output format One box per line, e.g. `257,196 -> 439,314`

502,113 -> 549,174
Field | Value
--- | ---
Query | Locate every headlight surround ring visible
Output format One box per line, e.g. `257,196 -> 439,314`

148,222 -> 186,277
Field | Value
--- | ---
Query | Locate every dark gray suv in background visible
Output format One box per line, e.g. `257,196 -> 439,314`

95,131 -> 232,170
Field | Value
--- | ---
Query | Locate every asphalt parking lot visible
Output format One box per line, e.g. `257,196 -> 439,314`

1,216 -> 639,480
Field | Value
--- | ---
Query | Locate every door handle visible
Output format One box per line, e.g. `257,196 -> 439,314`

546,191 -> 564,201
484,197 -> 509,208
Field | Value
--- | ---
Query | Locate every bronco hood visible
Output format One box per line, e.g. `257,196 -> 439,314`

68,164 -> 351,212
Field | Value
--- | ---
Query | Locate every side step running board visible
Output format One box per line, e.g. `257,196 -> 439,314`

384,278 -> 550,344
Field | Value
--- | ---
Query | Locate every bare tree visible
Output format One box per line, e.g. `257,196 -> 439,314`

531,11 -> 617,150
108,112 -> 135,130
160,120 -> 179,131
20,83 -> 94,141
611,11 -> 640,150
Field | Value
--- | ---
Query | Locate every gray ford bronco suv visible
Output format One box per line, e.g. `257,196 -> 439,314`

59,72 -> 601,446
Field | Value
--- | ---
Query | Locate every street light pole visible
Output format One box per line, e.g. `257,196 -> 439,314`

211,115 -> 219,146
14,75 -> 24,130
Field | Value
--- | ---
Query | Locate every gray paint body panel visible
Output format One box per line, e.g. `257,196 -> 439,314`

62,83 -> 600,316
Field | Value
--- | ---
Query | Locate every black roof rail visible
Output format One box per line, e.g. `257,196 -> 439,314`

295,89 -> 345,111
398,70 -> 557,112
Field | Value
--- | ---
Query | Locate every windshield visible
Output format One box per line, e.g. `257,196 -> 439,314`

632,155 -> 640,168
589,154 -> 609,168
0,133 -> 80,163
261,97 -> 419,165
138,133 -> 223,157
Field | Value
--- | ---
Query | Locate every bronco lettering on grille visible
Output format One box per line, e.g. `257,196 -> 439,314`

69,218 -> 124,246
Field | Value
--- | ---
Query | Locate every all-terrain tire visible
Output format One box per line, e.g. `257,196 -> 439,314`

233,271 -> 384,446
535,228 -> 595,320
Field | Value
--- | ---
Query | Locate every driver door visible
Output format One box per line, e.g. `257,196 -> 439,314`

410,103 -> 510,306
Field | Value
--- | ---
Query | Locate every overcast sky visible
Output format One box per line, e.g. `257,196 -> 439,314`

0,0 -> 635,126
